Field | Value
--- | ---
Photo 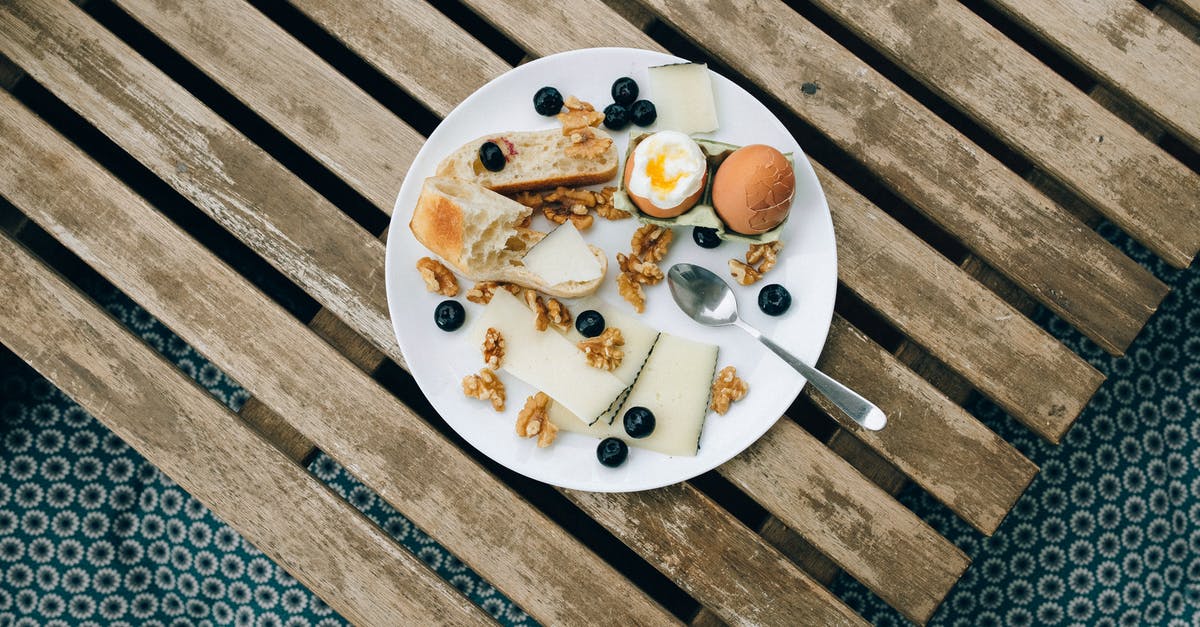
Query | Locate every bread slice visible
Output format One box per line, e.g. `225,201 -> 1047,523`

409,176 -> 607,298
435,128 -> 619,194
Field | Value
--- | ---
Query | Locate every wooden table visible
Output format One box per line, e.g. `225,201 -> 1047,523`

0,0 -> 1196,624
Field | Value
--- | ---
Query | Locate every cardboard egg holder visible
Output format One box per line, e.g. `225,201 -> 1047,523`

613,133 -> 791,244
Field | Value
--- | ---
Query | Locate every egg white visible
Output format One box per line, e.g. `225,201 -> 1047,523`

627,131 -> 707,209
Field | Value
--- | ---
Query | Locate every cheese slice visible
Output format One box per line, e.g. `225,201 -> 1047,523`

648,63 -> 719,134
467,290 -> 626,421
551,332 -> 718,457
519,222 -> 602,287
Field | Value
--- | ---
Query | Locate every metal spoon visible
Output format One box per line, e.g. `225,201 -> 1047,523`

667,263 -> 886,431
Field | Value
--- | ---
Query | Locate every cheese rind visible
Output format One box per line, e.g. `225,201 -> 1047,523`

467,290 -> 626,421
551,332 -> 718,457
518,222 -> 602,287
648,63 -> 719,134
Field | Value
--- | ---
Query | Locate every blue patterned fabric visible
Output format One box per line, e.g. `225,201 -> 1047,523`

0,220 -> 1196,626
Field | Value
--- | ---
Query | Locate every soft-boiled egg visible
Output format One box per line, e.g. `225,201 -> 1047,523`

623,131 -> 708,218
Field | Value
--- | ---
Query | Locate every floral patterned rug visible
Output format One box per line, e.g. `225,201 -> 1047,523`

0,222 -> 1196,626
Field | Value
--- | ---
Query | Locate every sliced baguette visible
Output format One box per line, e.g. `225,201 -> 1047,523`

435,128 -> 619,194
409,176 -> 607,298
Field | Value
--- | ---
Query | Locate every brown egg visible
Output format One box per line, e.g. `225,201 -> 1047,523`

622,150 -> 707,219
711,145 -> 795,235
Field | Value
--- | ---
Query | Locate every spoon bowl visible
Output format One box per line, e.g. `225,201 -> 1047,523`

667,263 -> 741,326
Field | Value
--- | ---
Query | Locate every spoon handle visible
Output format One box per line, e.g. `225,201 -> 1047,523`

734,319 -> 886,431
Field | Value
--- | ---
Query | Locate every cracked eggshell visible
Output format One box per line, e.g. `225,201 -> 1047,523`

711,145 -> 795,235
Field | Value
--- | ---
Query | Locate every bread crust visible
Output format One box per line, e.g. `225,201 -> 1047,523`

409,193 -> 465,268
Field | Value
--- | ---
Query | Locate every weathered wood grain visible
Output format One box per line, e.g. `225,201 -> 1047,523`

0,0 -> 406,373
807,0 -> 1200,268
811,317 -> 1040,533
460,0 -> 660,53
724,412 -> 970,624
986,0 -> 1200,152
630,0 -> 1167,355
818,160 -> 1103,442
0,84 -> 674,627
0,235 -> 488,627
287,0 -> 510,123
566,484 -> 866,626
112,0 -> 418,212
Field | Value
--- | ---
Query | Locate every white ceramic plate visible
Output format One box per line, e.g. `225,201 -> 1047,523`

385,48 -> 836,492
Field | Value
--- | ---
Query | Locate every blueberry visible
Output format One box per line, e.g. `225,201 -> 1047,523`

597,437 -> 629,467
692,226 -> 722,249
533,86 -> 563,116
630,100 -> 657,126
434,300 -> 465,331
602,103 -> 630,130
623,407 -> 655,439
758,284 -> 791,316
611,77 -> 638,105
479,142 -> 506,172
575,310 -> 605,338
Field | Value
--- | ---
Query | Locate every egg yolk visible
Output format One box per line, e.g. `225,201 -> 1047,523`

645,148 -> 686,194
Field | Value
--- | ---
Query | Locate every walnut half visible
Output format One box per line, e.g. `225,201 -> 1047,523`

710,366 -> 749,415
416,257 -> 458,296
482,327 -> 504,370
630,225 -> 673,262
577,327 -> 624,371
463,368 -> 505,412
516,392 -> 557,447
729,259 -> 763,286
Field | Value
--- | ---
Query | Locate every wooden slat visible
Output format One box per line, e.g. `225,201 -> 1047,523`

287,0 -> 510,121
0,0 -> 406,372
111,0 -> 418,212
0,59 -> 870,627
0,84 -> 673,627
623,0 -> 1168,355
807,0 -> 1200,268
565,484 -> 865,626
720,414 -> 969,623
818,158 -> 1103,442
986,0 -> 1200,152
0,235 -> 488,627
809,317 -> 1039,533
456,0 -> 660,53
